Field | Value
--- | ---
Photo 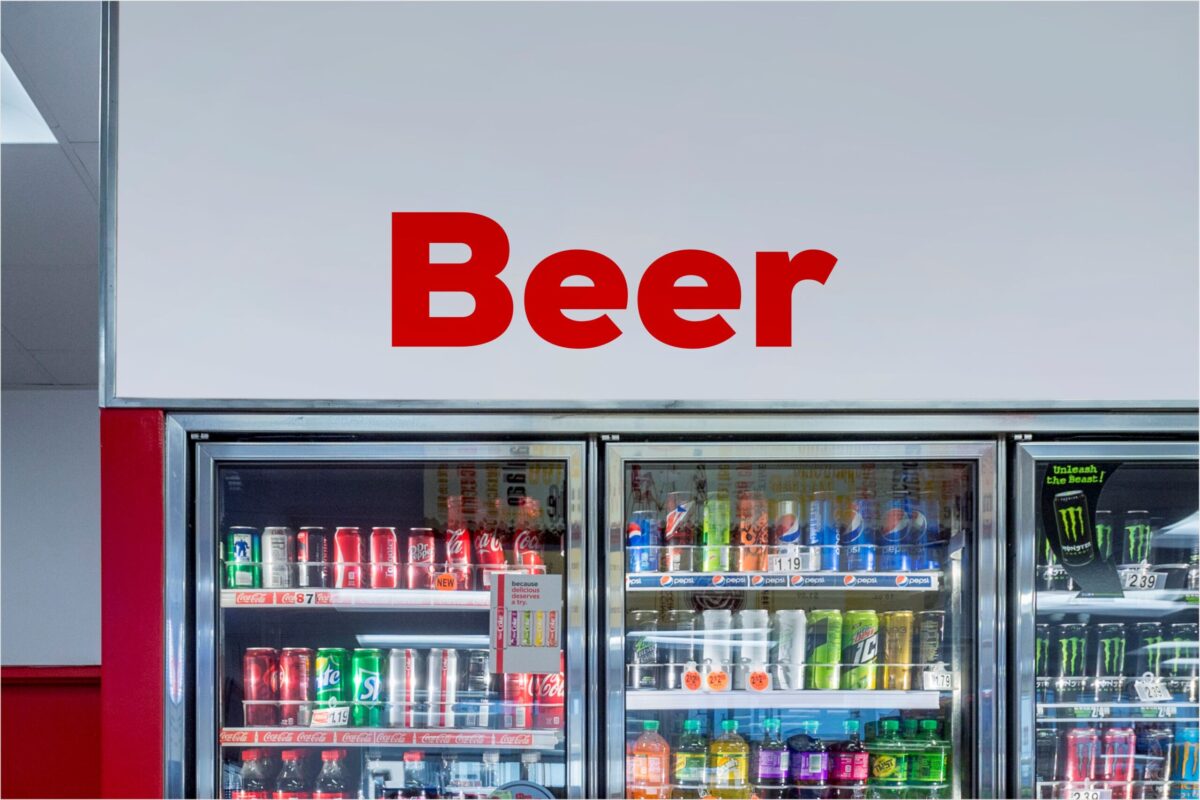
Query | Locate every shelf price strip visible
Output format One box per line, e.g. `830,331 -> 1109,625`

219,728 -> 549,748
625,572 -> 938,590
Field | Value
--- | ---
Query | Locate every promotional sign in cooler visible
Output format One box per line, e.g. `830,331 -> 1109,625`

1014,442 -> 1200,800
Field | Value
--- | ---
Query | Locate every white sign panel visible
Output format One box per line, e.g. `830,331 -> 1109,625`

489,573 -> 563,674
111,3 -> 1198,405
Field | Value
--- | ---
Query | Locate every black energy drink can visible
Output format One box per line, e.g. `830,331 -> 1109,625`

1052,490 -> 1096,567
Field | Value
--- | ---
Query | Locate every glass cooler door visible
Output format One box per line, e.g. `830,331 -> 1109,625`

1014,442 -> 1200,800
193,442 -> 585,799
605,442 -> 999,800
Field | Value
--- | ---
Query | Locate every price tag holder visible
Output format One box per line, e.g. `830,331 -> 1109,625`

1089,705 -> 1111,719
768,546 -> 807,573
747,670 -> 771,692
705,669 -> 730,692
1134,676 -> 1174,703
310,706 -> 350,727
922,665 -> 953,691
682,669 -> 703,692
1119,568 -> 1166,591
433,573 -> 458,591
1068,788 -> 1111,800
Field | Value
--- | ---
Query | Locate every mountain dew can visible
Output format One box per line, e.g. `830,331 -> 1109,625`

701,493 -> 731,572
804,609 -> 842,689
841,610 -> 880,690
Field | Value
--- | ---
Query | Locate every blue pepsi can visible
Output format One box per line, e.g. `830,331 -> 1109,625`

910,490 -> 943,570
846,543 -> 877,572
808,491 -> 841,571
879,491 -> 913,571
626,510 -> 661,572
840,493 -> 876,572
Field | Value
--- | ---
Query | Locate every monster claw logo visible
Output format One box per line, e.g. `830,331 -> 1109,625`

1035,635 -> 1049,674
1124,522 -> 1153,564
1052,490 -> 1096,567
1058,634 -> 1086,676
1099,636 -> 1127,675
1058,505 -> 1086,543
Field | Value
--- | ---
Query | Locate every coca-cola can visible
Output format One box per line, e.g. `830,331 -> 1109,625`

503,671 -> 535,729
243,648 -> 279,726
534,653 -> 565,730
475,527 -> 508,590
406,528 -> 436,590
513,498 -> 543,565
386,648 -> 425,728
369,527 -> 399,589
333,526 -> 363,588
296,527 -> 330,588
461,650 -> 493,728
426,648 -> 459,727
261,527 -> 294,589
520,551 -> 547,575
445,526 -> 473,590
278,648 -> 313,726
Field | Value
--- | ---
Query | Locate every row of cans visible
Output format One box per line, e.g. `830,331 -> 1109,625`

1035,724 -> 1199,800
1041,507 -> 1199,569
626,607 -> 946,691
1035,621 -> 1200,703
223,521 -> 545,591
627,488 -> 953,575
241,646 -> 564,730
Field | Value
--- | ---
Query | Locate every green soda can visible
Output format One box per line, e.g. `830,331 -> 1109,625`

804,609 -> 843,689
315,647 -> 351,712
351,648 -> 386,726
224,526 -> 261,588
841,609 -> 881,690
701,492 -> 731,572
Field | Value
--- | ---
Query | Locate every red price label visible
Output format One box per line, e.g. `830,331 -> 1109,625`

706,670 -> 730,691
748,670 -> 770,692
682,670 -> 702,692
433,573 -> 457,591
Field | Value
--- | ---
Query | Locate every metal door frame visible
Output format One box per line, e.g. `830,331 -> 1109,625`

602,440 -> 1001,799
1011,440 -> 1200,798
172,436 -> 588,798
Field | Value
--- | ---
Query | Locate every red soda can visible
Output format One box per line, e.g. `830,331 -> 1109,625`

445,528 -> 473,590
474,527 -> 508,590
1065,727 -> 1101,781
534,653 -> 566,730
333,527 -> 363,588
278,647 -> 313,726
504,672 -> 534,729
1101,727 -> 1136,800
369,527 -> 399,589
243,648 -> 279,726
406,527 -> 436,590
513,498 -> 543,565
520,551 -> 547,575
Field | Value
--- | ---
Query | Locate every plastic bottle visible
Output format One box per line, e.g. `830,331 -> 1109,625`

630,719 -> 672,799
787,720 -> 830,800
400,750 -> 429,798
709,719 -> 750,800
235,749 -> 273,800
272,750 -> 309,799
313,750 -> 350,800
911,719 -> 950,791
751,717 -> 789,799
829,720 -> 869,800
672,719 -> 709,799
480,751 -> 502,793
867,719 -> 909,798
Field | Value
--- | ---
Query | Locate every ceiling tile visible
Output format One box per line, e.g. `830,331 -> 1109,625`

27,348 -> 97,386
0,143 -> 98,267
0,1 -> 101,144
2,329 -> 55,386
1,266 -> 97,351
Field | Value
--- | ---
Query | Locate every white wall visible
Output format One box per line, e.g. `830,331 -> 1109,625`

1,388 -> 100,664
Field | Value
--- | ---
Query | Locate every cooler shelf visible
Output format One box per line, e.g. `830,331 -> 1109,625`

625,571 -> 941,592
218,727 -> 562,750
220,589 -> 491,610
1035,590 -> 1196,616
625,689 -> 945,711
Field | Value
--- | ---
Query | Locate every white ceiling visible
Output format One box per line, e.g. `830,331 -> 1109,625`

2,1 -> 101,387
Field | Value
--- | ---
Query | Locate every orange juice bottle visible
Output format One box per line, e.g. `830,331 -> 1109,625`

630,719 -> 672,799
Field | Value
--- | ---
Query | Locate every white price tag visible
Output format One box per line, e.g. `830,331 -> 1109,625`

1134,676 -> 1174,703
1089,704 -> 1111,718
310,705 -> 350,727
1068,789 -> 1111,800
1119,568 -> 1166,591
768,546 -> 808,573
922,667 -> 953,691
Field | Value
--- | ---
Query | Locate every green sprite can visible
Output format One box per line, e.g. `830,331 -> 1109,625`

701,493 -> 731,572
841,609 -> 880,690
351,648 -> 386,726
224,526 -> 261,588
804,609 -> 843,689
315,647 -> 351,712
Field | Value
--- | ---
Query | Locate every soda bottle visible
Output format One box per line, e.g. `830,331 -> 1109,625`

480,751 -> 502,792
672,719 -> 708,799
312,750 -> 350,799
401,751 -> 429,799
829,720 -> 869,800
867,719 -> 909,796
272,750 -> 309,799
750,717 -> 789,799
709,719 -> 750,799
630,719 -> 671,800
235,749 -> 273,800
787,720 -> 830,800
911,720 -> 950,793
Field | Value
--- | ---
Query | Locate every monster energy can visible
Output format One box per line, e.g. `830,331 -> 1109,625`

1092,623 -> 1127,702
1166,622 -> 1199,702
1094,510 -> 1114,562
840,609 -> 880,690
1133,622 -> 1166,677
1035,624 -> 1052,702
805,609 -> 843,690
1052,490 -> 1096,567
1120,510 -> 1154,566
1053,622 -> 1090,707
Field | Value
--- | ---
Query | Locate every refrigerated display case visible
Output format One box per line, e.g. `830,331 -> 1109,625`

179,442 -> 586,798
1013,442 -> 1200,800
604,442 -> 1000,800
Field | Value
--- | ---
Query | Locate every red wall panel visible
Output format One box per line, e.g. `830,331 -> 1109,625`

1,667 -> 101,799
100,409 -> 165,798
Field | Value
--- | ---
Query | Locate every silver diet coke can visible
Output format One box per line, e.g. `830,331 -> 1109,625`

771,609 -> 807,690
386,648 -> 425,728
734,609 -> 770,690
426,648 -> 459,727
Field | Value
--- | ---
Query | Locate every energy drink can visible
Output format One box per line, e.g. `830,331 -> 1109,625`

351,648 -> 385,727
663,609 -> 698,689
1054,623 -> 1090,706
225,527 -> 261,588
771,609 -> 807,690
1095,510 -> 1115,562
733,609 -> 770,689
916,611 -> 947,673
627,609 -> 661,690
1065,728 -> 1100,781
627,510 -> 661,573
805,609 -> 843,689
1121,510 -> 1154,566
880,611 -> 914,690
1133,726 -> 1173,798
840,609 -> 880,690
702,493 -> 732,572
1167,623 -> 1200,702
1174,728 -> 1199,796
1133,622 -> 1166,678
1100,728 -> 1135,799
1035,623 -> 1052,701
1093,623 -> 1128,702
1053,490 -> 1096,567
1034,727 -> 1059,784
808,491 -> 841,571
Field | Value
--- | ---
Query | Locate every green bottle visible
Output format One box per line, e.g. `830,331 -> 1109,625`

673,719 -> 708,798
868,719 -> 909,789
911,719 -> 950,789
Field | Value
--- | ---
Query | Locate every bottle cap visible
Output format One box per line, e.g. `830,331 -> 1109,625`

404,751 -> 424,762
684,719 -> 701,733
844,719 -> 860,734
882,719 -> 900,732
483,751 -> 501,763
921,719 -> 940,732
722,719 -> 738,733
644,720 -> 660,732
281,749 -> 301,761
241,749 -> 259,761
764,717 -> 781,730
521,752 -> 541,764
805,720 -> 819,734
320,749 -> 339,761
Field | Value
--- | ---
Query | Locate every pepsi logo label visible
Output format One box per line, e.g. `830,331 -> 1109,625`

659,575 -> 673,587
711,575 -> 725,585
895,575 -> 909,586
790,575 -> 803,585
842,574 -> 856,586
750,575 -> 764,586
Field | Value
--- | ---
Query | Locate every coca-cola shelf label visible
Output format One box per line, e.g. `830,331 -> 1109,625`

219,728 -> 541,748
490,573 -> 563,674
221,589 -> 490,609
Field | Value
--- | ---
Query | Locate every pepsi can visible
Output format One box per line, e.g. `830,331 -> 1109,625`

911,490 -> 944,570
626,510 -> 661,573
879,491 -> 912,572
808,491 -> 841,571
842,492 -> 877,572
